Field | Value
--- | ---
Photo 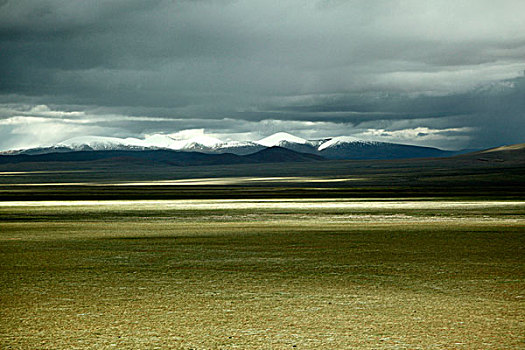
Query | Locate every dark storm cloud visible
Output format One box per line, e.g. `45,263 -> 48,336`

1,0 -> 524,150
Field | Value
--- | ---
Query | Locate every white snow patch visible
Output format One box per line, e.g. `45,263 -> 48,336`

142,134 -> 179,149
218,141 -> 260,148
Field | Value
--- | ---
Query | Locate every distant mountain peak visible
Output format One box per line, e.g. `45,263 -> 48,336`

257,132 -> 308,147
317,136 -> 362,151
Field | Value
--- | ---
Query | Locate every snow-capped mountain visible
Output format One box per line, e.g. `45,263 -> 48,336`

56,135 -> 223,152
180,135 -> 223,149
57,136 -> 150,151
257,132 -> 308,147
318,136 -> 362,151
255,133 -> 331,155
1,132 -> 455,160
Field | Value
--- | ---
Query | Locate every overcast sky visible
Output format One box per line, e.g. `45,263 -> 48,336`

1,0 -> 524,151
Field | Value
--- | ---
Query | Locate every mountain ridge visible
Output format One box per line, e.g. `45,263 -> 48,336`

0,146 -> 325,166
2,132 -> 462,160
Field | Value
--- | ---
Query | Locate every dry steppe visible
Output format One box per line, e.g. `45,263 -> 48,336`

1,199 -> 523,349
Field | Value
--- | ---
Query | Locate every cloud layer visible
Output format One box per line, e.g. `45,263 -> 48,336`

1,0 -> 524,150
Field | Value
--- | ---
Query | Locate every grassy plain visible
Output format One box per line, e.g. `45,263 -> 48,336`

1,199 -> 524,349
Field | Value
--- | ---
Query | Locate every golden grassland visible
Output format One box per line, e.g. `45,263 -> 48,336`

1,199 -> 524,349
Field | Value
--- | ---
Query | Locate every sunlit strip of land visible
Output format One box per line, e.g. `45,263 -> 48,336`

0,198 -> 523,208
116,177 -> 364,185
0,176 -> 365,186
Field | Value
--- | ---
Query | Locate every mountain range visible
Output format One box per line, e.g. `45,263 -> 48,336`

1,132 -> 461,162
0,146 -> 324,166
